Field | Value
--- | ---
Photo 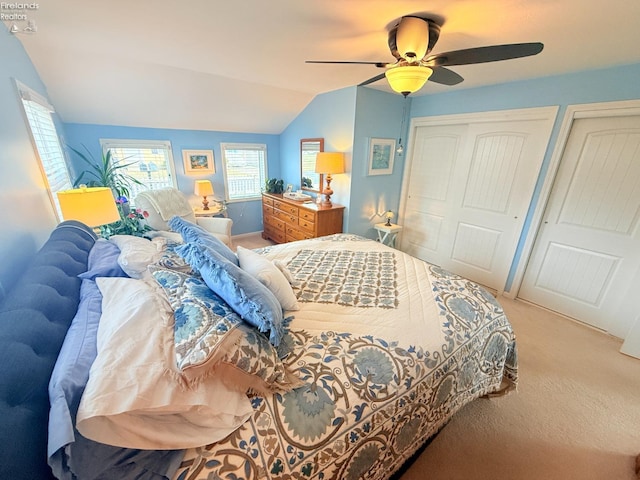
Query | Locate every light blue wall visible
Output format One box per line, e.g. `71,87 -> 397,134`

63,123 -> 280,235
279,87 -> 357,227
278,87 -> 411,239
0,28 -> 61,247
408,62 -> 640,291
0,28 -> 65,294
350,87 -> 409,237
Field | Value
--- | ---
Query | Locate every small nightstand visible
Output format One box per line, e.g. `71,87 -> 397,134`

374,222 -> 403,248
194,203 -> 227,218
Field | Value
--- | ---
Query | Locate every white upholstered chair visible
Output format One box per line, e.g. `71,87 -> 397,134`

135,188 -> 233,247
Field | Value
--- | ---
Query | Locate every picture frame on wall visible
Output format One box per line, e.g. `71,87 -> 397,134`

367,138 -> 395,176
183,149 -> 215,175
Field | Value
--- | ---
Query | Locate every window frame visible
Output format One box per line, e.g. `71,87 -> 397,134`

15,79 -> 73,221
99,138 -> 178,202
220,142 -> 268,203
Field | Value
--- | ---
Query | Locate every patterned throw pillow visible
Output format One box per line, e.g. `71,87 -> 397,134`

174,241 -> 286,347
150,266 -> 300,396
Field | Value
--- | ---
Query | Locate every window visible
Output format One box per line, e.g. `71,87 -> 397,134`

17,81 -> 72,220
99,139 -> 176,201
221,143 -> 267,202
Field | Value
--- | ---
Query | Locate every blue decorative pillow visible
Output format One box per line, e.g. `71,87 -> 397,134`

174,242 -> 285,347
168,216 -> 238,266
78,239 -> 127,280
150,266 -> 300,394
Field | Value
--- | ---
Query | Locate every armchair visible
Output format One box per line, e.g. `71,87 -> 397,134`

135,188 -> 233,247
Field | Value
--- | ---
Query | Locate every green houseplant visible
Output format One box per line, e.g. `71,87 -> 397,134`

69,145 -> 143,198
264,178 -> 284,194
69,145 -> 150,237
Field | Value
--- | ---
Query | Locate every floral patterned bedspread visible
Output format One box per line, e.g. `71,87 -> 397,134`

174,235 -> 517,480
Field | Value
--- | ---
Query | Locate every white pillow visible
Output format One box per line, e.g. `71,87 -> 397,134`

273,259 -> 295,284
77,277 -> 252,449
236,246 -> 299,311
109,235 -> 163,279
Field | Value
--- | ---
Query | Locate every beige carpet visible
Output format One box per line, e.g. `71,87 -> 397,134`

400,297 -> 640,480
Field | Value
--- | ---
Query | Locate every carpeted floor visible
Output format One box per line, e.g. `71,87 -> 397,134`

234,233 -> 640,479
400,297 -> 640,480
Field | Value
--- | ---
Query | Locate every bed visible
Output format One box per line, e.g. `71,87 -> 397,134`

0,219 -> 517,480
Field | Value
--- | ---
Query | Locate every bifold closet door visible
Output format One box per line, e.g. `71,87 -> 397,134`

400,112 -> 555,292
519,114 -> 640,332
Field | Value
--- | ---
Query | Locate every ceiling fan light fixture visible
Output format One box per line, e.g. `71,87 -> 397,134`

396,16 -> 429,61
385,66 -> 433,95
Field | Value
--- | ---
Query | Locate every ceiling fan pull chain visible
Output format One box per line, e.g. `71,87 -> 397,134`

397,96 -> 408,155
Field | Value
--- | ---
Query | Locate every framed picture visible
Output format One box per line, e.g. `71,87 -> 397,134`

367,138 -> 396,176
183,149 -> 215,175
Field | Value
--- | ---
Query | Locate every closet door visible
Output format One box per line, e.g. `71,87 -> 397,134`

400,109 -> 556,292
519,114 -> 640,332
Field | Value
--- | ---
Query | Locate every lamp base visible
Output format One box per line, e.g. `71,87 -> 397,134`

201,196 -> 209,210
321,175 -> 334,208
385,219 -> 392,226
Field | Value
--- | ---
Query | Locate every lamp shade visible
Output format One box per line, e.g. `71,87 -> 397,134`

57,187 -> 120,227
315,152 -> 345,174
194,179 -> 214,196
385,66 -> 433,95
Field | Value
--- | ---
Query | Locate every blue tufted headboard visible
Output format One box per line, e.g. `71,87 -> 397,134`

0,221 -> 97,480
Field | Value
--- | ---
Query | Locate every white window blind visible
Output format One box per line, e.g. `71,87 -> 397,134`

221,143 -> 267,202
17,81 -> 72,220
100,139 -> 176,202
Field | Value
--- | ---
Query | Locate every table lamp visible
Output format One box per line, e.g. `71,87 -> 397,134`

57,187 -> 120,228
194,180 -> 214,210
385,210 -> 394,226
315,152 -> 345,207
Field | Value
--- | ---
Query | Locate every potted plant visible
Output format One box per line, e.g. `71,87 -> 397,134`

69,145 -> 144,199
264,178 -> 284,194
69,145 -> 150,237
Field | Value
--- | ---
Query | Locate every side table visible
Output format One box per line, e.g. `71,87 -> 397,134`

194,204 -> 227,218
374,223 -> 403,248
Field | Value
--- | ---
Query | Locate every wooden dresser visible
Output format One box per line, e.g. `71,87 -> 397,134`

262,193 -> 345,244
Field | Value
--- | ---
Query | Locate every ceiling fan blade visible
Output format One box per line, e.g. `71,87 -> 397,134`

306,60 -> 389,68
428,66 -> 464,86
358,73 -> 386,87
425,42 -> 543,67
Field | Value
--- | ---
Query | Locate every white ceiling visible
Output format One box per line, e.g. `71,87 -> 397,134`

7,0 -> 640,134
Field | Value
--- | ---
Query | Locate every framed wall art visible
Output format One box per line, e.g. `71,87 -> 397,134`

367,138 -> 395,176
183,149 -> 215,175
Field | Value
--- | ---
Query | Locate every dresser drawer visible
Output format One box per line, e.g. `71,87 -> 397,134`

263,196 -> 274,207
286,226 -> 314,242
264,224 -> 286,243
262,205 -> 274,217
273,200 -> 299,216
275,209 -> 297,224
285,226 -> 305,241
299,209 -> 316,222
265,214 -> 285,231
298,217 -> 315,233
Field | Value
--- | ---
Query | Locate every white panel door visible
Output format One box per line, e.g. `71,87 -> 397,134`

401,113 -> 555,292
519,115 -> 640,331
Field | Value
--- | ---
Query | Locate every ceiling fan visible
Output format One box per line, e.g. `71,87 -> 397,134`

306,15 -> 543,96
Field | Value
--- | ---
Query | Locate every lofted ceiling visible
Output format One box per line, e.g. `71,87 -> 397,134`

6,0 -> 640,134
